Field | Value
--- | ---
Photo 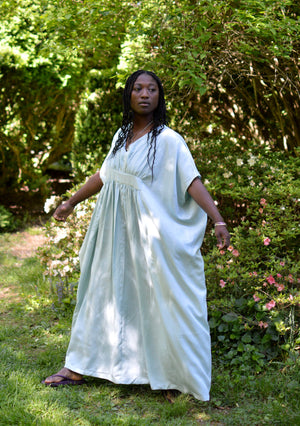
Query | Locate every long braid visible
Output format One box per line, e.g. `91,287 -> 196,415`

112,70 -> 167,178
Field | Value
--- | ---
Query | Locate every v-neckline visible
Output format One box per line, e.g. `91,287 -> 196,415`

125,132 -> 148,152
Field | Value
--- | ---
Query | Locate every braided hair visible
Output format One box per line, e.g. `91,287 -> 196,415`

112,70 -> 167,179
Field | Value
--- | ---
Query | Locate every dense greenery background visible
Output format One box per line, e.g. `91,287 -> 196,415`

1,0 -> 299,193
1,0 -> 299,381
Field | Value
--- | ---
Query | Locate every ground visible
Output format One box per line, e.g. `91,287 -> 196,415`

0,227 -> 299,424
0,228 -> 46,303
7,230 -> 46,259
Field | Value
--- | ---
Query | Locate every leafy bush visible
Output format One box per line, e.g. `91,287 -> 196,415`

117,0 -> 300,151
71,68 -> 122,182
0,205 -> 14,231
0,1 -> 84,196
195,137 -> 300,372
38,189 -> 95,305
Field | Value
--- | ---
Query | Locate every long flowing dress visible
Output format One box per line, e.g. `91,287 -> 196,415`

65,126 -> 211,401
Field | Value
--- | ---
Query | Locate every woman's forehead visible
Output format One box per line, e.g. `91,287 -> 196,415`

134,74 -> 158,86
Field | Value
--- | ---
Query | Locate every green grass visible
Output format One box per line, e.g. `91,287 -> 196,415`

0,228 -> 299,425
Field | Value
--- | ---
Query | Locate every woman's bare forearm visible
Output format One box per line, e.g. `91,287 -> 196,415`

68,172 -> 103,207
188,177 -> 230,248
188,177 -> 225,223
53,172 -> 103,221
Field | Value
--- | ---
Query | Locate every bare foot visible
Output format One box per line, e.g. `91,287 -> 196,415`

163,389 -> 181,403
44,367 -> 83,384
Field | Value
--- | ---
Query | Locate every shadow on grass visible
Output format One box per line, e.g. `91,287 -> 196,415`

0,299 -> 207,425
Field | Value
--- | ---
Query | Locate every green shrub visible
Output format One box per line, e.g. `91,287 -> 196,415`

0,205 -> 13,231
38,189 -> 95,306
195,137 -> 300,372
0,205 -> 20,232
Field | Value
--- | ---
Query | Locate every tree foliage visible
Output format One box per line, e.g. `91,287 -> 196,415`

0,0 -> 299,196
117,0 -> 300,150
0,1 -> 80,193
71,68 -> 123,181
0,0 -> 129,194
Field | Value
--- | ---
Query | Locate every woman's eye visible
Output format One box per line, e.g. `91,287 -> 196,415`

133,87 -> 156,92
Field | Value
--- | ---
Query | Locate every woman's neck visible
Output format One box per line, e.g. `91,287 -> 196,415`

132,115 -> 153,131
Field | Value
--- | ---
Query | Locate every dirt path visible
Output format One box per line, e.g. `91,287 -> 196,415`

0,227 -> 46,303
8,230 -> 46,259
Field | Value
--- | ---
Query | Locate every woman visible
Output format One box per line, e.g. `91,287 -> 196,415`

43,70 -> 230,401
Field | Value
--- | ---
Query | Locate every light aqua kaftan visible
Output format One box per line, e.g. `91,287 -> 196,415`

65,126 -> 211,401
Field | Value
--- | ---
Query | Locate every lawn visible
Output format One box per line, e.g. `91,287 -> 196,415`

0,227 -> 299,425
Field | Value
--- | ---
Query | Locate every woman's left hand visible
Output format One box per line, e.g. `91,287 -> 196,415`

215,225 -> 231,249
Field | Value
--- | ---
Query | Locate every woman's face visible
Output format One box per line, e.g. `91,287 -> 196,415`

130,74 -> 159,118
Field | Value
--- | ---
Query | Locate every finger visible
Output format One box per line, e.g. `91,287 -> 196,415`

217,237 -> 224,249
217,241 -> 225,249
217,232 -> 230,249
223,235 -> 231,248
53,214 -> 65,221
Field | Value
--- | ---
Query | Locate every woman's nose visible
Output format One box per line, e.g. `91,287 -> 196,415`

140,89 -> 149,98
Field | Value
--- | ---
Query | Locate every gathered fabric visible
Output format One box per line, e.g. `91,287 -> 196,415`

65,126 -> 211,401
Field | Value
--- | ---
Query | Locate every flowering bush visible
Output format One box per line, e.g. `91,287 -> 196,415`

38,185 -> 95,305
195,136 -> 300,372
205,240 -> 299,373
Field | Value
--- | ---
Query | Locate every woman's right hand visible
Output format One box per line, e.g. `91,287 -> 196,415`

53,201 -> 74,222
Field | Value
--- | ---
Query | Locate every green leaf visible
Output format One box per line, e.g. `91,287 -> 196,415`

241,333 -> 252,343
222,313 -> 239,323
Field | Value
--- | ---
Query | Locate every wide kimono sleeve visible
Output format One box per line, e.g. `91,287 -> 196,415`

149,127 -> 203,216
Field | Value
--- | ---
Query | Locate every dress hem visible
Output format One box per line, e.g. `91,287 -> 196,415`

65,362 -> 210,401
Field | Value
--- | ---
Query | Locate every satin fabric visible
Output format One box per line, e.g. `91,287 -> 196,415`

65,126 -> 211,400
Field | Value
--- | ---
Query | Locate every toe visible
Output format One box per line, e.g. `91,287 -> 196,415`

43,368 -> 83,384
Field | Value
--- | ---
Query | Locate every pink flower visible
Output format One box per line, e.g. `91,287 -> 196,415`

266,275 -> 276,285
253,271 -> 258,276
276,284 -> 285,291
264,237 -> 271,246
288,274 -> 294,283
259,208 -> 264,214
227,245 -> 233,252
219,279 -> 226,288
280,261 -> 285,266
289,294 -> 294,301
260,198 -> 267,206
253,294 -> 260,302
259,321 -> 269,329
263,282 -> 268,287
219,250 -> 225,255
232,249 -> 240,257
265,300 -> 276,310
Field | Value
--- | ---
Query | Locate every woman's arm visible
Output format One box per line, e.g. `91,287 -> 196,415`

187,177 -> 231,249
53,172 -> 103,221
